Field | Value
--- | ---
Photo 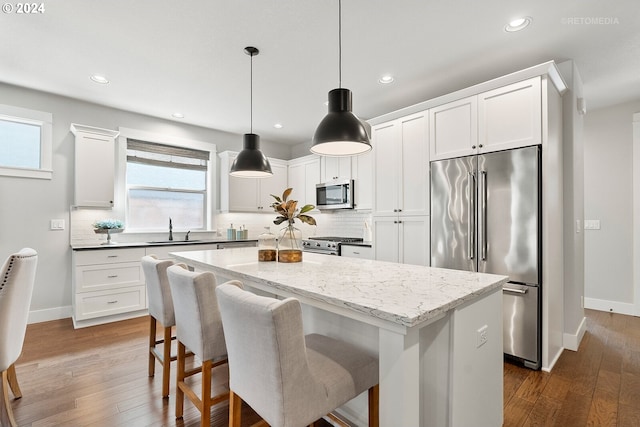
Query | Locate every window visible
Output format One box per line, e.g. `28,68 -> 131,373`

0,104 -> 53,179
126,139 -> 209,231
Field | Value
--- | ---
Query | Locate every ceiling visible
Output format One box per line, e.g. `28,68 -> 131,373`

2,0 -> 639,145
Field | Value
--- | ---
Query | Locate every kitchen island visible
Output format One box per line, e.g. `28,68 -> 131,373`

171,248 -> 508,427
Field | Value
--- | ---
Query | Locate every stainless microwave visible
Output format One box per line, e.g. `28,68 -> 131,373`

316,179 -> 354,210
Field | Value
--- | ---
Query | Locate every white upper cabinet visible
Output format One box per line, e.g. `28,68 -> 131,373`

352,149 -> 373,210
429,76 -> 542,161
478,77 -> 542,153
320,156 -> 352,182
287,155 -> 320,208
71,124 -> 120,208
373,111 -> 429,217
429,96 -> 478,161
219,151 -> 287,212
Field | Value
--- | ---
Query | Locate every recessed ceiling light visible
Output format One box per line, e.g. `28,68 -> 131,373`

90,74 -> 110,84
171,112 -> 185,119
273,123 -> 283,129
378,75 -> 394,84
505,17 -> 532,32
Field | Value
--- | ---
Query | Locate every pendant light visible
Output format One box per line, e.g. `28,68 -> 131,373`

230,46 -> 273,178
311,0 -> 371,157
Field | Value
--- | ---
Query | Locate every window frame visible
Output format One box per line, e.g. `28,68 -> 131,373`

0,104 -> 53,180
115,127 -> 217,232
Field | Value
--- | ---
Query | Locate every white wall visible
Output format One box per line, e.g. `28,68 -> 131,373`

0,82 -> 292,322
583,99 -> 640,314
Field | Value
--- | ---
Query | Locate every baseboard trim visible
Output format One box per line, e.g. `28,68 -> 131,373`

543,346 -> 564,372
563,316 -> 587,351
28,306 -> 73,324
584,297 -> 637,316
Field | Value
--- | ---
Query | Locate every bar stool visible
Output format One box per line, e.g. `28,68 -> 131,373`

215,282 -> 380,427
141,255 -> 181,398
0,248 -> 38,427
167,264 -> 234,427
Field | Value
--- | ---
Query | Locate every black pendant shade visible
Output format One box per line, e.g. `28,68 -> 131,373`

229,46 -> 273,178
230,133 -> 273,178
311,88 -> 371,156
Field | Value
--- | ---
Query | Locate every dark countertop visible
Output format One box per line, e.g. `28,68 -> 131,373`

71,239 -> 257,251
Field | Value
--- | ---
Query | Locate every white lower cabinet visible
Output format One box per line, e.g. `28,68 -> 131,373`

340,245 -> 373,260
72,247 -> 147,328
373,215 -> 430,266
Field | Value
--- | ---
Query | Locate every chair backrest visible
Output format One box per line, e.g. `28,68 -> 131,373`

166,265 -> 228,362
0,248 -> 38,371
216,283 -> 324,427
141,255 -> 176,326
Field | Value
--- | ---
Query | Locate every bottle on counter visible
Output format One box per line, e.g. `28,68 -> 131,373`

258,226 -> 277,262
227,223 -> 236,240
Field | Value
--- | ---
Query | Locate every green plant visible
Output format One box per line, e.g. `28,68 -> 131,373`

270,188 -> 316,226
93,219 -> 124,229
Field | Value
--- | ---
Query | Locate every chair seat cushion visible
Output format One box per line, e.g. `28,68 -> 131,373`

305,333 -> 379,411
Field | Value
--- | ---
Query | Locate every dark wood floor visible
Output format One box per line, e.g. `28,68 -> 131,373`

7,309 -> 640,426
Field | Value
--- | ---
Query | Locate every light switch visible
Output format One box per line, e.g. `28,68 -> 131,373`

50,219 -> 65,230
584,220 -> 600,230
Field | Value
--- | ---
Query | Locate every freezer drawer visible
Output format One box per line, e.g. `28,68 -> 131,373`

503,283 -> 539,368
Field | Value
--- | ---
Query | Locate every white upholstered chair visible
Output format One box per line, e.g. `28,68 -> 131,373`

215,282 -> 380,427
167,264 -> 234,427
0,248 -> 37,427
141,255 -> 180,398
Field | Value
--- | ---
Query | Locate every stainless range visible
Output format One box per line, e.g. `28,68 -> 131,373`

302,237 -> 364,256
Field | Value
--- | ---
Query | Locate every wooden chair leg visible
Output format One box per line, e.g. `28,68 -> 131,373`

148,316 -> 157,377
175,341 -> 186,419
6,365 -> 21,399
1,370 -> 18,427
200,360 -> 212,427
229,391 -> 242,427
368,384 -> 379,427
162,325 -> 172,398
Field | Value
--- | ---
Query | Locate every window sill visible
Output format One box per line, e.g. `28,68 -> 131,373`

0,166 -> 53,180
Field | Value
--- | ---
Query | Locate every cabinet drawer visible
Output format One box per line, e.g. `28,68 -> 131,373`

75,247 -> 146,266
341,245 -> 373,259
76,262 -> 143,292
75,286 -> 146,321
146,244 -> 219,260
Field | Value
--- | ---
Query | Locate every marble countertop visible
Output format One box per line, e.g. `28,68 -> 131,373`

71,239 -> 257,250
171,247 -> 508,329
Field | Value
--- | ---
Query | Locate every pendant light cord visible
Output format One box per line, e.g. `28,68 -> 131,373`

338,0 -> 342,88
250,51 -> 253,133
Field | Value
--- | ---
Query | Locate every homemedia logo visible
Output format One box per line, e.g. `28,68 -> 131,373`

561,16 -> 620,25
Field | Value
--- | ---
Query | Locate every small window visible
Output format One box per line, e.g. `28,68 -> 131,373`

0,104 -> 53,179
126,139 -> 209,231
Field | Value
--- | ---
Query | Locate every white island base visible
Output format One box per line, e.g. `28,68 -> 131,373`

171,248 -> 506,427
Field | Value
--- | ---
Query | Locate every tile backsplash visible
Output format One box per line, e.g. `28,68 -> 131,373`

70,208 -> 372,246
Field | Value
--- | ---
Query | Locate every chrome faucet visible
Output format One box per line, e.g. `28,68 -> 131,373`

169,217 -> 173,241
185,230 -> 191,241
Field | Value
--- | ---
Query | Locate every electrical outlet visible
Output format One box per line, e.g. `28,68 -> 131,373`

584,220 -> 601,230
477,325 -> 488,348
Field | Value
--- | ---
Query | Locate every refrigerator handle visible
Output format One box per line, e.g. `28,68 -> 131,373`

481,170 -> 487,261
468,172 -> 476,260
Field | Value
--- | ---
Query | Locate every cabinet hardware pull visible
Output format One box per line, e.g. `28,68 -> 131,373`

107,275 -> 118,278
107,255 -> 118,258
353,251 -> 360,255
107,300 -> 118,304
503,287 -> 527,295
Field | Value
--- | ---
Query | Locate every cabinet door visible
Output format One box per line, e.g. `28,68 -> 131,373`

321,156 -> 351,182
429,96 -> 477,161
353,149 -> 373,210
373,121 -> 400,216
304,158 -> 321,207
399,215 -> 430,266
399,112 -> 429,216
373,216 -> 399,263
259,161 -> 287,209
228,174 -> 260,212
287,163 -> 306,204
74,132 -> 116,207
478,77 -> 542,153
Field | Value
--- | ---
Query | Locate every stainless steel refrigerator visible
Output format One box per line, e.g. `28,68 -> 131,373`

430,145 -> 541,369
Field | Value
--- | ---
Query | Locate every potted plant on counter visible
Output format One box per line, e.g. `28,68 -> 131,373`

270,188 -> 316,262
